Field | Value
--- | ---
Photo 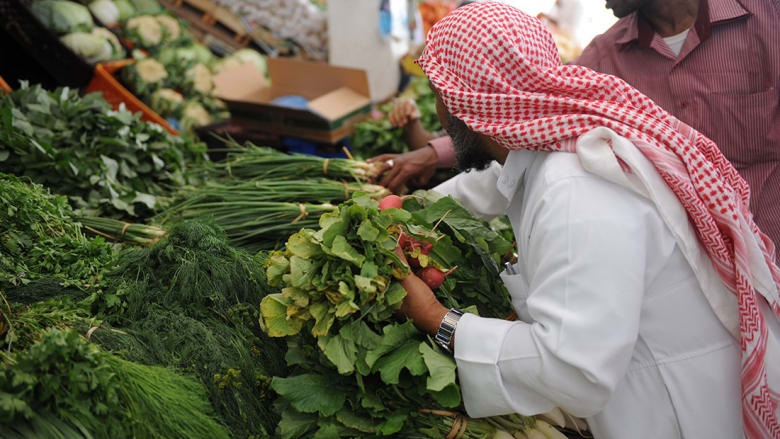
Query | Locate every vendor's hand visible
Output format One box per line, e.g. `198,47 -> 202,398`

367,146 -> 439,194
388,98 -> 421,128
393,246 -> 448,335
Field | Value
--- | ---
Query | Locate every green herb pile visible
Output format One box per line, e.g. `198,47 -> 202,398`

158,178 -> 389,251
200,141 -> 383,182
0,173 -> 115,294
0,307 -> 230,439
90,221 -> 288,438
0,83 -> 207,218
349,76 -> 443,160
260,193 -> 537,437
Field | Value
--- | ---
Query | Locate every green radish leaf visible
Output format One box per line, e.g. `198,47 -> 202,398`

374,339 -> 427,385
260,294 -> 304,337
432,383 -> 462,408
330,236 -> 365,266
319,333 -> 358,375
375,411 -> 408,436
336,408 -> 375,433
420,342 -> 457,391
278,409 -> 318,439
271,374 -> 347,417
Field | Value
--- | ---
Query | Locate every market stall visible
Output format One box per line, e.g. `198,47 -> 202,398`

0,1 -> 616,438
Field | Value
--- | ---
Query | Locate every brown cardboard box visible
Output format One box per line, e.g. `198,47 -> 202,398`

213,57 -> 372,143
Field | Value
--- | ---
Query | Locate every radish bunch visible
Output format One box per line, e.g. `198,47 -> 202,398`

381,195 -> 456,289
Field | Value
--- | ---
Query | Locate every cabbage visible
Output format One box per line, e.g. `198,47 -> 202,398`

231,49 -> 267,77
91,27 -> 125,59
31,0 -> 94,34
60,31 -> 112,64
130,0 -> 162,15
157,44 -> 214,68
113,0 -> 135,21
89,0 -> 119,26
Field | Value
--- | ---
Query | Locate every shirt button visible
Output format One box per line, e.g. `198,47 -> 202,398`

679,101 -> 688,108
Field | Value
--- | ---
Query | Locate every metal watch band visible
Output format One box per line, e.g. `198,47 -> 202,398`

434,308 -> 464,354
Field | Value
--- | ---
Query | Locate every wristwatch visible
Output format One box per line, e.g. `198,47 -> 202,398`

435,308 -> 464,354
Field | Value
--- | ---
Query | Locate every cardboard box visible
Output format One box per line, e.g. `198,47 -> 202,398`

213,57 -> 372,143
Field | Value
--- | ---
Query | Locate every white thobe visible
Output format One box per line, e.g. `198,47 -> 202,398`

434,129 -> 744,439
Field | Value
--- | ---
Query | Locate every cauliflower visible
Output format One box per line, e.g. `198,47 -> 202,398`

150,88 -> 184,117
136,58 -> 167,83
180,101 -> 212,132
125,15 -> 162,48
155,14 -> 181,42
184,63 -> 213,94
122,57 -> 168,97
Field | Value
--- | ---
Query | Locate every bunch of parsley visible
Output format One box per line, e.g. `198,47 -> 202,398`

0,82 -> 207,219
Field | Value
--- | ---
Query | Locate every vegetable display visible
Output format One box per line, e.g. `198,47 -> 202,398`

159,178 -> 391,250
0,83 -> 207,218
90,221 -> 288,438
30,0 -> 125,64
257,193 -> 561,437
200,141 -> 384,182
349,76 -> 442,160
0,173 -> 115,293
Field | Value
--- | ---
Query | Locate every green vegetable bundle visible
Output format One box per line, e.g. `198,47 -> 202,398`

349,117 -> 407,160
0,83 -> 207,218
348,76 -> 443,160
0,300 -> 231,439
260,193 -> 526,437
200,141 -> 383,182
0,173 -> 115,294
91,221 -> 288,438
159,178 -> 389,250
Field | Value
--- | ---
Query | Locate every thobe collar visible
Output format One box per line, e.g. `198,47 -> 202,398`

496,149 -> 537,204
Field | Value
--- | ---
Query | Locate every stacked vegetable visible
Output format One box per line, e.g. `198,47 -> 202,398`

89,221 -> 288,438
30,0 -> 126,64
259,193 -> 568,438
350,76 -> 443,160
0,173 -> 115,295
0,83 -> 207,218
0,174 -> 232,439
158,141 -> 387,250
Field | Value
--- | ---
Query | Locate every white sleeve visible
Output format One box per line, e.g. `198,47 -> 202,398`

432,161 -> 506,221
454,176 -> 647,419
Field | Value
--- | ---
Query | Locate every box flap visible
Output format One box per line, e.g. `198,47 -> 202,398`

213,63 -> 269,102
308,87 -> 371,121
267,57 -> 370,98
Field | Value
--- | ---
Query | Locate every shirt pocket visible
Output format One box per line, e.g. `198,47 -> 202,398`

704,86 -> 777,165
500,265 -> 532,322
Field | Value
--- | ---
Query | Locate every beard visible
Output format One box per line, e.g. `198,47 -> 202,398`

446,114 -> 493,172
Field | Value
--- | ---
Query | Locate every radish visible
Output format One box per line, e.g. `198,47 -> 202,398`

379,194 -> 403,210
418,266 -> 457,289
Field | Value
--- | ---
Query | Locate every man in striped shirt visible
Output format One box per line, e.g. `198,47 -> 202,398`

576,0 -> 780,255
373,0 -> 780,255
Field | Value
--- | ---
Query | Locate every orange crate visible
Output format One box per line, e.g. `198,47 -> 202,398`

85,59 -> 178,136
0,75 -> 11,93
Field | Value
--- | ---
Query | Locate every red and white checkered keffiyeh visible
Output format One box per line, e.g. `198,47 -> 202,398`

417,2 -> 780,437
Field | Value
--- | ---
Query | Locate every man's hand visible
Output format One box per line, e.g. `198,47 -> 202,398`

388,98 -> 422,128
368,146 -> 439,194
394,246 -> 448,335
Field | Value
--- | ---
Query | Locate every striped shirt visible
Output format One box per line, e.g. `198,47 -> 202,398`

575,0 -> 780,255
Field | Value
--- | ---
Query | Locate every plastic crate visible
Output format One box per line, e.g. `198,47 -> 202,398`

0,0 -> 94,87
0,75 -> 11,93
85,60 -> 178,136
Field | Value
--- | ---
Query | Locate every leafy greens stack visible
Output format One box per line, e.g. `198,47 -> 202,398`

0,83 -> 207,219
261,193 -> 541,438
